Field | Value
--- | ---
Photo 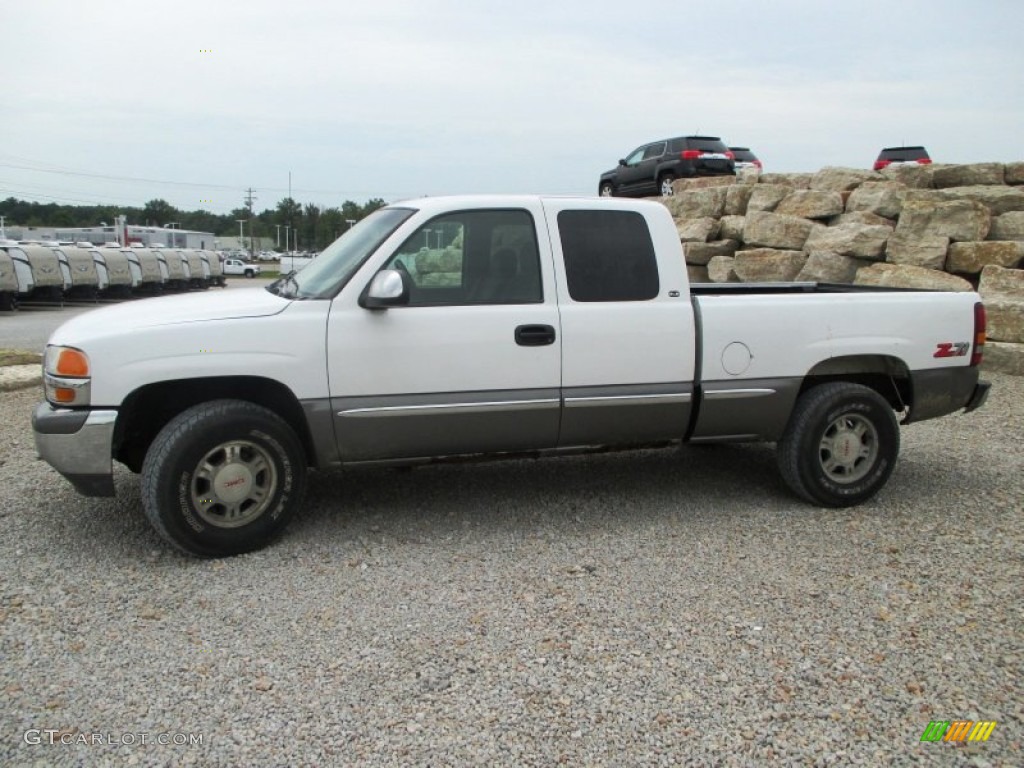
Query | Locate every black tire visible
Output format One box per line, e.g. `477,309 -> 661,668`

244,269 -> 254,278
599,182 -> 614,197
141,399 -> 307,557
659,173 -> 677,197
777,382 -> 899,507
0,293 -> 16,311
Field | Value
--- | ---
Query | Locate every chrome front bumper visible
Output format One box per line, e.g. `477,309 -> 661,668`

32,403 -> 118,497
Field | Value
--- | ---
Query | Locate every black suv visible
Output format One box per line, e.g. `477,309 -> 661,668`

873,146 -> 931,171
729,147 -> 762,172
599,136 -> 735,198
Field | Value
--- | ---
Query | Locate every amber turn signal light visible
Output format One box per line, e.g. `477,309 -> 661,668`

56,348 -> 90,377
52,387 -> 78,403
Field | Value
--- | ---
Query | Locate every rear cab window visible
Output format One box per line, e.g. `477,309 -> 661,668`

556,210 -> 659,302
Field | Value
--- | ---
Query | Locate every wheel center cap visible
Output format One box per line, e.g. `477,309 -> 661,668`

214,465 -> 253,502
834,432 -> 859,463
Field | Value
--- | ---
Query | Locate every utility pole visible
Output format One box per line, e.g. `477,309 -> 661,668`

244,188 -> 257,256
275,223 -> 281,248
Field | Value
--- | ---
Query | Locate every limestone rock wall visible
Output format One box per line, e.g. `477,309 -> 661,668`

662,163 -> 1024,374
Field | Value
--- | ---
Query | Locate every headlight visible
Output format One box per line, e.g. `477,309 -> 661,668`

43,345 -> 91,406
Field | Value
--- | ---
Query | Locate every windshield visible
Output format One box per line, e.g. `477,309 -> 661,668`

271,206 -> 415,299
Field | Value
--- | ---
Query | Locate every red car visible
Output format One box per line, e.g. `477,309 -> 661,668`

874,146 -> 931,171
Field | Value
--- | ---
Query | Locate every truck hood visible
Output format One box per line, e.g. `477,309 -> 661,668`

50,287 -> 290,345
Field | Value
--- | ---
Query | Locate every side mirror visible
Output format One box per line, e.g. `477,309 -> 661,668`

618,158 -> 627,167
360,269 -> 409,309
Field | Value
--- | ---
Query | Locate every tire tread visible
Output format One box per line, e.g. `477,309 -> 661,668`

141,399 -> 305,557
777,382 -> 898,507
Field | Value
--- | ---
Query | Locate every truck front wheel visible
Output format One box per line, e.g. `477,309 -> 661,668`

777,382 -> 899,507
141,400 -> 307,557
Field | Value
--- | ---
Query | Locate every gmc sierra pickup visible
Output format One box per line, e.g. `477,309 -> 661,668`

32,196 -> 991,556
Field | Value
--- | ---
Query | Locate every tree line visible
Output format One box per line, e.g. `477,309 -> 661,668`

0,196 -> 388,251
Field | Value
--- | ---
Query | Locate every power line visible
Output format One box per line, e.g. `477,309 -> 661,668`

0,185 -> 138,207
0,161 -> 242,191
0,155 -> 399,200
0,178 -> 152,206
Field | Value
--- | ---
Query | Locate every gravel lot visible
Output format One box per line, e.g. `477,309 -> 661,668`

1,375 -> 1021,766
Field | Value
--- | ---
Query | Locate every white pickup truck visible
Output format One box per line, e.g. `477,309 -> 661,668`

33,195 -> 990,556
221,258 -> 261,278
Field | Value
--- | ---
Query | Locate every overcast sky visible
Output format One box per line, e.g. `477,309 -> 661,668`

3,0 -> 1022,216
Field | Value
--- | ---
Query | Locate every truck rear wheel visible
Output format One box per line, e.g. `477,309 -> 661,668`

777,382 -> 899,507
141,399 -> 307,557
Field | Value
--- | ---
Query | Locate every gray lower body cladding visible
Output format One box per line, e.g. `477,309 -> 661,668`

322,380 -> 802,465
906,366 -> 988,423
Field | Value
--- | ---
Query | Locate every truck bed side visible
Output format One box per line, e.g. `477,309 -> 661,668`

689,290 -> 982,440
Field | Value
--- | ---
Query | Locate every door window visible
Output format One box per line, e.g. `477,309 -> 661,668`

642,142 -> 667,160
382,209 -> 543,305
624,147 -> 646,166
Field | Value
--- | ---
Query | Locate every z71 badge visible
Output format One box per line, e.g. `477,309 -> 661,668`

934,342 -> 970,358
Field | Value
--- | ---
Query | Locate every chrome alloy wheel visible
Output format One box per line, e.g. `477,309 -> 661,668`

818,414 -> 879,484
191,440 -> 278,528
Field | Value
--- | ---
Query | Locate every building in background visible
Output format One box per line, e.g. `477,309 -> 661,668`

6,223 -> 217,249
213,236 -> 276,252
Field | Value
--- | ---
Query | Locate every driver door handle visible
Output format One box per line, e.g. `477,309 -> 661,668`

515,324 -> 556,347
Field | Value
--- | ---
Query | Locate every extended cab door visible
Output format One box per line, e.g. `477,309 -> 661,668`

326,203 -> 561,462
542,199 -> 697,447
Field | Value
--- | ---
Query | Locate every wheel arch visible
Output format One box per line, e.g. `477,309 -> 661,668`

113,376 -> 317,473
799,354 -> 911,413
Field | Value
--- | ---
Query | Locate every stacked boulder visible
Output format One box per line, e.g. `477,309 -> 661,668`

662,163 -> 1024,374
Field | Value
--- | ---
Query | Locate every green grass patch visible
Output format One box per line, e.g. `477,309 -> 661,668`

0,349 -> 43,367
